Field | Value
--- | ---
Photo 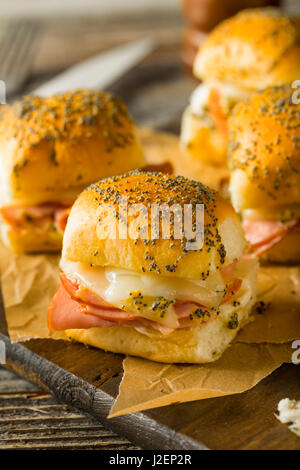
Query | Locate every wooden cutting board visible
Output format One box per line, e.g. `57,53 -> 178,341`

0,130 -> 299,451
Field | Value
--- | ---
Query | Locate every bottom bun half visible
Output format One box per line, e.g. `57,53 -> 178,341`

66,319 -> 243,364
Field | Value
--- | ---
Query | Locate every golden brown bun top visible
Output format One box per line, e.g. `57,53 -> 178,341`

228,85 -> 300,207
0,89 -> 144,205
193,8 -> 300,90
63,171 -> 245,279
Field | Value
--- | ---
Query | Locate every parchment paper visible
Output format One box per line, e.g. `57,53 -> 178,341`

110,343 -> 292,417
0,242 -> 65,341
239,266 -> 300,343
1,242 -> 299,416
139,128 -> 229,191
0,129 -> 299,416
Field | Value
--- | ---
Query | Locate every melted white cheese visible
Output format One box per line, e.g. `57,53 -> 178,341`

60,259 -> 226,309
243,206 -> 300,222
190,81 -> 250,117
190,83 -> 211,116
60,257 -> 258,331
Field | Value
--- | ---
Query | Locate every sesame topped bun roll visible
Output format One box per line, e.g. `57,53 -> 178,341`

228,85 -> 300,263
0,90 -> 145,253
48,171 -> 258,364
181,8 -> 300,167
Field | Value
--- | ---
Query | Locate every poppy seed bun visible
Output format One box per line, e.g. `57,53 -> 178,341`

62,171 -> 246,280
62,171 -> 258,363
228,85 -> 300,214
0,90 -> 145,206
194,8 -> 300,91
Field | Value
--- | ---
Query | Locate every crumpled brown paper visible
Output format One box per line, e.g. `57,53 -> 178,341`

239,266 -> 300,344
109,266 -> 300,417
139,128 -> 229,191
0,129 -> 299,417
110,343 -> 293,417
0,242 -> 65,341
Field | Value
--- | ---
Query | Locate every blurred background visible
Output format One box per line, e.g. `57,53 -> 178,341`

0,0 -> 179,18
0,0 -> 297,131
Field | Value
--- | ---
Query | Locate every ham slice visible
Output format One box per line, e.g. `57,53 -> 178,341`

61,273 -> 216,322
48,283 -> 177,333
129,318 -> 175,335
174,302 -> 201,319
143,162 -> 173,174
60,273 -> 217,321
48,284 -> 117,331
48,284 -> 211,335
208,88 -> 228,136
48,266 -> 242,334
54,207 -> 71,233
0,202 -> 72,234
220,259 -> 237,279
60,273 -> 115,309
243,218 -> 299,258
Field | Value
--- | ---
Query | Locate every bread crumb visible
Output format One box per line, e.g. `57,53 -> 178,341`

276,398 -> 300,437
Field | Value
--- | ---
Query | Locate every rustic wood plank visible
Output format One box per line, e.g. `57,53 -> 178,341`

0,366 -> 140,450
0,334 -> 204,450
1,333 -> 299,450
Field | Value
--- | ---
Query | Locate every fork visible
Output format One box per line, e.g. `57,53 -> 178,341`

0,21 -> 38,98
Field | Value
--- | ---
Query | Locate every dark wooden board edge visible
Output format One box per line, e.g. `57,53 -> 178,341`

0,333 -> 206,451
0,285 -> 8,337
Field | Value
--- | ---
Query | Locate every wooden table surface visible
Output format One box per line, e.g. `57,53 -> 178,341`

1,0 -> 300,450
0,366 -> 140,450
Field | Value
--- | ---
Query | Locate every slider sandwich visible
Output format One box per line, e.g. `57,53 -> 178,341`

48,171 -> 258,363
0,90 -> 145,252
228,85 -> 300,263
181,8 -> 300,166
